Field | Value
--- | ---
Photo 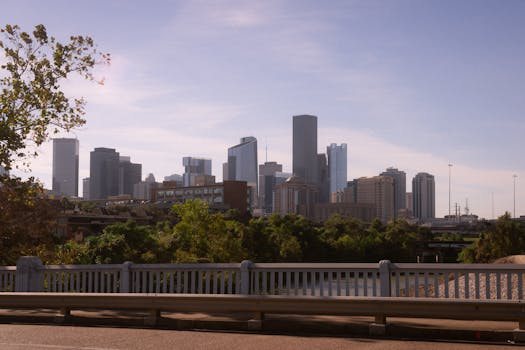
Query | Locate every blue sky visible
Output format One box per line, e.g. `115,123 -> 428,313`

4,0 -> 525,219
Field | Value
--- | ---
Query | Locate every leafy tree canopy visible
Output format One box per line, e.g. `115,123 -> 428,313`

0,24 -> 110,171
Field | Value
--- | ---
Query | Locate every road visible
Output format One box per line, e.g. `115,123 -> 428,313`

0,324 -> 517,350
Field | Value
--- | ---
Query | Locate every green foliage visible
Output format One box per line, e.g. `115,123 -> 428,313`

0,24 -> 110,170
459,213 -> 525,263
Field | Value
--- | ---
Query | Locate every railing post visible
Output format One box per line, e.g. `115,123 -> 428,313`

379,260 -> 391,297
15,256 -> 44,292
240,260 -> 253,295
120,261 -> 133,293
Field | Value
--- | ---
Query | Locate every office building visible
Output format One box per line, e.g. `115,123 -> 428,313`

380,167 -> 406,219
293,115 -> 318,185
118,156 -> 142,196
89,148 -> 120,200
273,175 -> 318,218
259,161 -> 282,213
82,178 -> 90,199
52,138 -> 79,197
164,174 -> 183,185
412,172 -> 435,220
183,157 -> 212,187
356,176 -> 395,223
155,180 -> 249,214
327,143 -> 347,201
133,173 -> 157,200
317,153 -> 329,203
227,136 -> 258,208
314,202 -> 376,223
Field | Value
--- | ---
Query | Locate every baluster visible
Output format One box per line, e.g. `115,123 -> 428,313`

372,271 -> 377,296
270,271 -> 275,295
354,271 -> 359,296
496,272 -> 501,299
507,272 -> 512,300
518,273 -> 523,300
178,271 -> 184,293
485,272 -> 491,299
170,272 -> 176,293
464,272 -> 469,299
475,272 -> 480,299
336,271 -> 341,296
94,272 -> 100,293
235,270 -> 241,294
453,272 -> 459,298
162,272 -> 168,293
414,272 -> 419,297
228,271 -> 233,294
294,271 -> 299,296
302,271 -> 307,296
205,271 -> 211,294
423,272 -> 428,297
213,271 -> 218,294
395,272 -> 400,297
319,272 -> 324,297
286,271 -> 291,296
433,273 -> 439,298
345,271 -> 350,296
191,271 -> 196,293
220,271 -> 225,294
262,271 -> 267,295
328,271 -> 333,296
363,272 -> 368,297
405,272 -> 410,297
88,271 -> 93,293
278,271 -> 283,295
101,272 -> 106,293
198,271 -> 203,294
310,271 -> 316,296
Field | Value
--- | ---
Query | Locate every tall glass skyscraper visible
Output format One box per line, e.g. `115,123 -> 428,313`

52,138 -> 79,197
327,143 -> 347,198
89,147 -> 120,200
293,115 -> 318,185
412,172 -> 435,220
228,136 -> 258,207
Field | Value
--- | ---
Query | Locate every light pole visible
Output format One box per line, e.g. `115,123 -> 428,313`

448,164 -> 453,218
513,174 -> 518,218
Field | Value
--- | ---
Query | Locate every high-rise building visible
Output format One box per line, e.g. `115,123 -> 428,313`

380,167 -> 406,219
183,157 -> 212,187
293,115 -> 318,185
133,173 -> 157,200
412,172 -> 435,220
356,176 -> 395,223
317,153 -> 329,203
82,178 -> 90,199
118,156 -> 142,196
259,161 -> 283,214
89,147 -> 120,200
52,138 -> 79,197
273,175 -> 318,218
327,143 -> 347,201
227,136 -> 258,208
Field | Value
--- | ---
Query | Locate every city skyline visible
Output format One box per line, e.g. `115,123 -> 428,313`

5,1 -> 525,219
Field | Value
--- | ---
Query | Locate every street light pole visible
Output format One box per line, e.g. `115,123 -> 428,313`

448,164 -> 453,218
513,174 -> 518,218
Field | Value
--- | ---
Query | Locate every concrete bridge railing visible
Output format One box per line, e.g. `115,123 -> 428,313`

2,257 -> 525,300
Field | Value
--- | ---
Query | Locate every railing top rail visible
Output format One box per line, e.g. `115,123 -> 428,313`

41,264 -> 122,271
130,263 -> 241,270
251,263 -> 379,270
0,266 -> 16,271
391,263 -> 525,272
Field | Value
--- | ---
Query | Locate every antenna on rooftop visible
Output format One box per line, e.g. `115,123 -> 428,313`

465,198 -> 469,216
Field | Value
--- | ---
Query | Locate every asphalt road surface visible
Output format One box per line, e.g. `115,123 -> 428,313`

0,324 -> 518,350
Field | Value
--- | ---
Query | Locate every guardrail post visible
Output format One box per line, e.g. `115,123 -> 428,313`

240,260 -> 253,295
15,256 -> 44,292
120,261 -> 133,293
379,260 -> 391,297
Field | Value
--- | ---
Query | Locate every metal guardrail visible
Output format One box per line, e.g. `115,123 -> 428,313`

6,257 -> 525,301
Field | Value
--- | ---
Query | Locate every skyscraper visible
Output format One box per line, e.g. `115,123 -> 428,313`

380,167 -> 406,219
356,176 -> 395,223
228,136 -> 258,207
89,147 -> 120,200
317,153 -> 329,203
293,115 -> 318,185
412,172 -> 435,220
118,156 -> 142,196
183,157 -> 212,187
327,143 -> 347,200
52,138 -> 79,197
259,161 -> 282,213
82,178 -> 90,199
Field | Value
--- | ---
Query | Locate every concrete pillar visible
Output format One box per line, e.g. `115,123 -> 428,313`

240,260 -> 253,295
120,261 -> 133,293
378,260 -> 391,297
15,256 -> 44,292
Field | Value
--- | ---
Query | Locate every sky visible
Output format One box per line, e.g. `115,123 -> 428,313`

3,0 -> 525,219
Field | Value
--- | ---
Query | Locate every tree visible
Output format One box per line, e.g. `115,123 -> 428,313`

0,24 -> 110,171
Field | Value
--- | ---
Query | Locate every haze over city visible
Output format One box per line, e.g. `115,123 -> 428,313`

4,0 -> 525,219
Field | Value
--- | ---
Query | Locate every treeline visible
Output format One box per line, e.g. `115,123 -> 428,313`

41,200 -> 434,265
